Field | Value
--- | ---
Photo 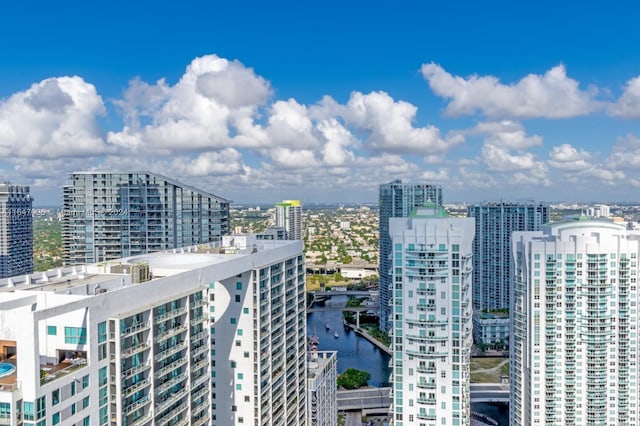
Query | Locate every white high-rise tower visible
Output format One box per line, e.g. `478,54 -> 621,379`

275,200 -> 302,240
511,219 -> 640,425
389,205 -> 474,426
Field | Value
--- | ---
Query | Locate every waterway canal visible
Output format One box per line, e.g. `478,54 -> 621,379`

306,295 -> 391,387
306,294 -> 508,424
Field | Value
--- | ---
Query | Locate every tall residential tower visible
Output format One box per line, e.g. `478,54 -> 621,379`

62,172 -> 230,265
468,201 -> 549,311
389,206 -> 474,426
0,183 -> 33,278
275,200 -> 302,240
511,219 -> 640,425
378,180 -> 443,332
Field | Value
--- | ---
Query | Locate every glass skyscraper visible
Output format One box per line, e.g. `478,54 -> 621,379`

378,180 -> 443,332
62,172 -> 230,265
0,183 -> 33,278
468,201 -> 550,311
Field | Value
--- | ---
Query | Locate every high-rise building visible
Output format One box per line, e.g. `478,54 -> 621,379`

307,351 -> 337,426
511,219 -> 640,425
468,201 -> 550,312
62,172 -> 230,265
389,205 -> 474,426
210,235 -> 307,426
378,180 -> 443,333
275,200 -> 302,240
0,236 -> 306,426
0,183 -> 33,278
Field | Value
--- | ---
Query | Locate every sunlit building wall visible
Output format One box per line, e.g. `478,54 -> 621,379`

389,206 -> 473,426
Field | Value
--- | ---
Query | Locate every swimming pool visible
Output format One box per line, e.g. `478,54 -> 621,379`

0,363 -> 15,378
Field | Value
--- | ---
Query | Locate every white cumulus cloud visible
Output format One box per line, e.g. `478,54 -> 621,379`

421,63 -> 598,119
341,91 -> 461,154
0,76 -> 108,158
548,144 -> 592,171
108,54 -> 272,151
609,76 -> 640,118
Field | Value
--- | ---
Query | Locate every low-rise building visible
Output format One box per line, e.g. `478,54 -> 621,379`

472,311 -> 510,348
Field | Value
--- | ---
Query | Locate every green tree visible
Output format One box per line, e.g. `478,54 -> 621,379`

337,368 -> 371,389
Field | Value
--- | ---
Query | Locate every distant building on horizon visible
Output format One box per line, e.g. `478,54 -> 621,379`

389,205 -> 474,426
275,199 -> 303,240
62,172 -> 230,265
378,180 -> 443,333
585,203 -> 611,218
511,219 -> 640,425
0,183 -> 33,278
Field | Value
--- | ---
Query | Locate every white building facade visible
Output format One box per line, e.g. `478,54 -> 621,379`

307,351 -> 337,426
389,206 -> 474,426
275,200 -> 303,240
0,236 -> 306,426
511,219 -> 640,425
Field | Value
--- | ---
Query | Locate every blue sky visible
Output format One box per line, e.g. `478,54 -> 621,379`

2,1 -> 640,205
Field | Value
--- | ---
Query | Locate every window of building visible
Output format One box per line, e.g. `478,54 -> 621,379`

82,396 -> 90,409
23,402 -> 34,421
64,327 -> 87,345
97,322 -> 107,343
52,389 -> 59,405
0,402 -> 9,420
82,375 -> 89,389
35,397 -> 46,420
47,326 -> 57,336
98,367 -> 107,387
52,413 -> 60,425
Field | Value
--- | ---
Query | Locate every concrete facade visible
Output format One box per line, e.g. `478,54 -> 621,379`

307,351 -> 337,426
511,219 -> 640,425
389,206 -> 473,426
0,236 -> 305,426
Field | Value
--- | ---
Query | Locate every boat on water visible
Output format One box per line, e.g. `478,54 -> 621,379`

325,323 -> 331,330
333,331 -> 339,338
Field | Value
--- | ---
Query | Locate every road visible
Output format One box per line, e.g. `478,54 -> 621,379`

470,383 -> 510,403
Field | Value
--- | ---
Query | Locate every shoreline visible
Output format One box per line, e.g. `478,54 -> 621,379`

343,319 -> 392,356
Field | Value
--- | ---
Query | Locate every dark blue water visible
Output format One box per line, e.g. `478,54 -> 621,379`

471,403 -> 509,425
307,295 -> 392,387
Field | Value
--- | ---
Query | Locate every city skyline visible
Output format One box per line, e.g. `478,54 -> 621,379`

2,2 -> 640,205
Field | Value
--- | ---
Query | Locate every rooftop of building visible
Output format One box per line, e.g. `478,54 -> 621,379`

475,310 -> 510,319
66,171 -> 230,203
307,350 -> 337,379
410,204 -> 449,218
0,235 -> 300,303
